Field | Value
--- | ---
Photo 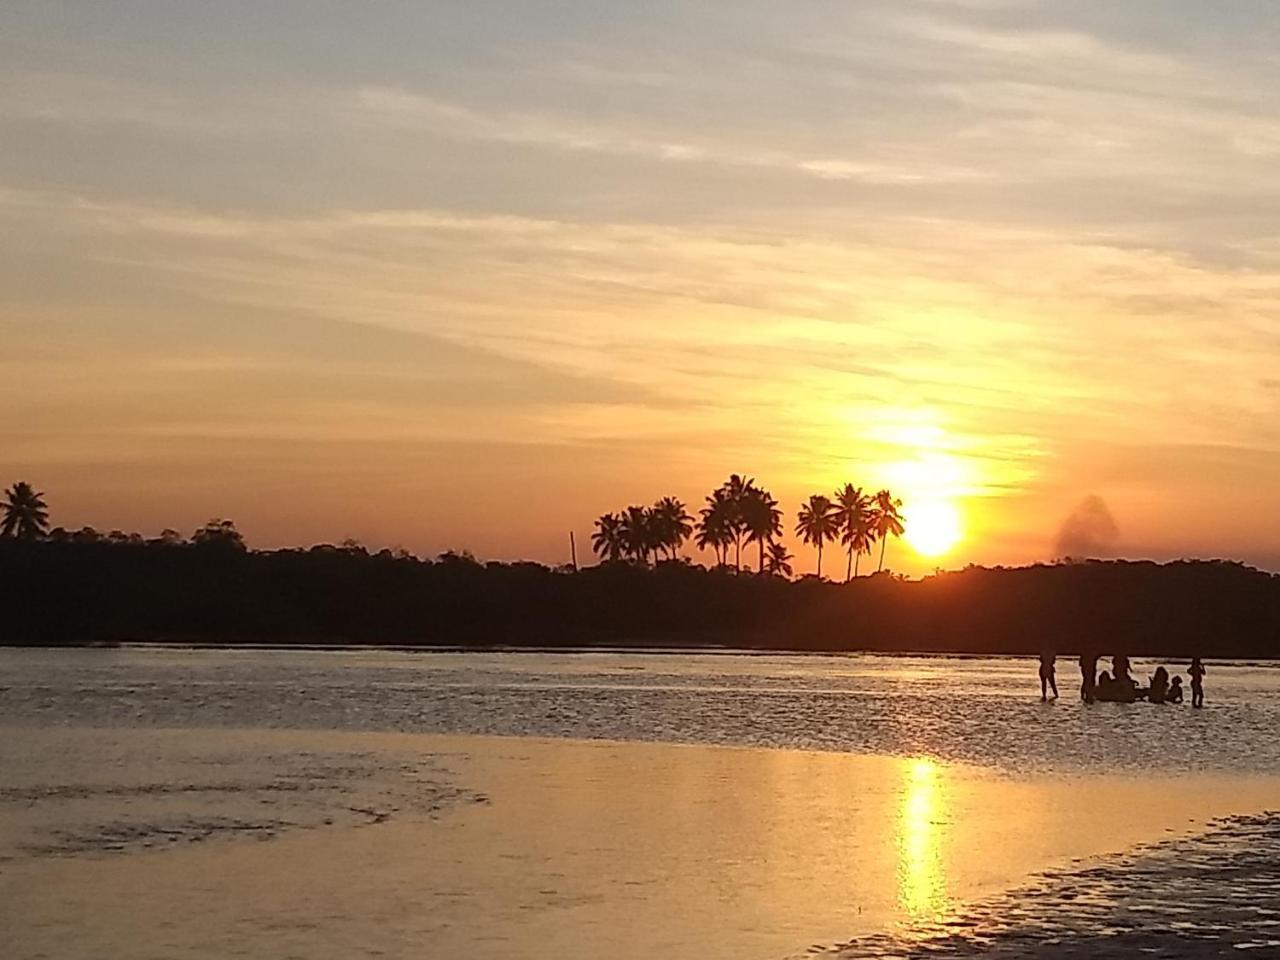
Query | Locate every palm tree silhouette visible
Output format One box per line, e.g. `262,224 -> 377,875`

719,474 -> 754,571
795,494 -> 839,579
741,485 -> 781,573
591,512 -> 627,563
871,490 -> 905,573
764,541 -> 793,579
619,505 -> 656,566
651,497 -> 694,560
1,482 -> 50,540
834,483 -> 875,581
697,487 -> 735,568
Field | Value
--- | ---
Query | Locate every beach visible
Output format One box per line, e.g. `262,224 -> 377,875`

4,648 -> 1280,958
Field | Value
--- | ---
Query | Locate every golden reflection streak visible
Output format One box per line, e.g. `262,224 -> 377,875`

897,757 -> 949,920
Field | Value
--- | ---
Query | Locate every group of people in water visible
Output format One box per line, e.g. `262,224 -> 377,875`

1038,653 -> 1206,706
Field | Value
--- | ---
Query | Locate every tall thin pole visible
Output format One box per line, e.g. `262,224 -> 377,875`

569,531 -> 579,571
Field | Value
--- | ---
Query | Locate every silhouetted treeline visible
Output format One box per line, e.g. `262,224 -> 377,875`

2,536 -> 1279,656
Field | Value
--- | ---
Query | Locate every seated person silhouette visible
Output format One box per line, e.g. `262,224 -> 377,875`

1148,666 -> 1169,704
1110,655 -> 1144,702
1167,675 -> 1184,704
1095,670 -> 1115,700
1095,669 -> 1144,703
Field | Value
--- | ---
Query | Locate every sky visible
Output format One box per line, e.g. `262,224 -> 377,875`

3,1 -> 1280,576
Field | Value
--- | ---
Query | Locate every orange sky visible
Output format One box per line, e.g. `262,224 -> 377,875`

3,3 -> 1280,576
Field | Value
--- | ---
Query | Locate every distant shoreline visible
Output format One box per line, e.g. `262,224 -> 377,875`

6,641 -> 1280,666
0,640 -> 1020,657
3,538 -> 1278,658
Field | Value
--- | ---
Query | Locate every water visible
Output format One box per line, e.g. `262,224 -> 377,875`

4,648 -> 1280,959
3,647 -> 1277,774
827,815 -> 1280,958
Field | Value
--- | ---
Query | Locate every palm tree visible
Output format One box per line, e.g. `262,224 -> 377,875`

741,485 -> 782,573
697,487 -> 735,568
1,482 -> 50,540
764,541 -> 793,579
619,505 -> 657,566
721,474 -> 753,570
695,524 -> 732,568
651,497 -> 694,560
795,494 -> 840,579
834,483 -> 875,581
591,512 -> 627,563
871,489 -> 906,573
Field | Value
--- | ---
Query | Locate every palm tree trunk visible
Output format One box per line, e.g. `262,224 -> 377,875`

817,542 -> 823,579
846,547 -> 853,583
758,539 -> 765,574
854,552 -> 861,578
878,537 -> 887,573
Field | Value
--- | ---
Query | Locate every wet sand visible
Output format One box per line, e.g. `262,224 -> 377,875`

4,728 -> 1280,959
823,814 -> 1280,958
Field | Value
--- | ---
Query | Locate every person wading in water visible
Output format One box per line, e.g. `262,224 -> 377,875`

1190,657 -> 1206,708
1039,650 -> 1059,702
1079,650 -> 1098,703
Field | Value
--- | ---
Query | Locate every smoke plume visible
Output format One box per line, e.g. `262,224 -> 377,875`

1054,495 -> 1120,559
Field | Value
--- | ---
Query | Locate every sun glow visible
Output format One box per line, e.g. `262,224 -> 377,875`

905,499 -> 963,558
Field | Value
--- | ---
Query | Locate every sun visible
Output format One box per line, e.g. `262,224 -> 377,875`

904,499 -> 962,558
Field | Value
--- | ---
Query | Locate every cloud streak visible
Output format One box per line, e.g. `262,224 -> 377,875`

2,2 -> 1280,569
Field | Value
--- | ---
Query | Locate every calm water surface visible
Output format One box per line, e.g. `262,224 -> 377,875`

4,648 -> 1280,959
4,647 -> 1279,774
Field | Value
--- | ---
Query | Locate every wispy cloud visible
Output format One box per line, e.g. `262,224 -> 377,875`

350,84 -> 994,185
3,1 -> 1280,566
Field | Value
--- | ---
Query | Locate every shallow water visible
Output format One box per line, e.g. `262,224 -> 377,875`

3,648 -> 1280,959
4,730 -> 1278,960
1,647 -> 1275,774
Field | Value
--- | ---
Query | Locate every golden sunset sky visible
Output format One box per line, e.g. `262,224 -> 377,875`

3,2 -> 1279,575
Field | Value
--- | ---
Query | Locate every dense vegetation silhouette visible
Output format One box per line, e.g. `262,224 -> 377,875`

3,479 -> 1279,655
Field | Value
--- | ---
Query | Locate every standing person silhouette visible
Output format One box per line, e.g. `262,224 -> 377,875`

1190,657 -> 1206,708
1079,650 -> 1098,703
1039,650 -> 1059,702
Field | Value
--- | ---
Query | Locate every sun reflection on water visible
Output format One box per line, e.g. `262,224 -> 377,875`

898,757 -> 950,921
